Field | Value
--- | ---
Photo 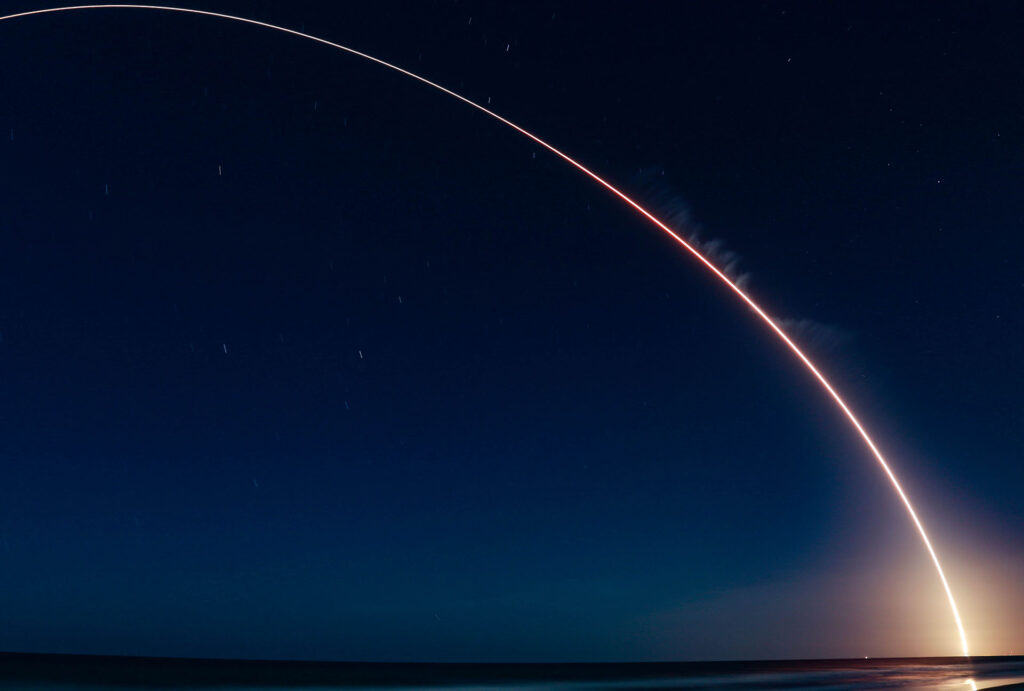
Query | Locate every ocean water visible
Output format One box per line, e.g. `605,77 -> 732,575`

2,654 -> 1023,690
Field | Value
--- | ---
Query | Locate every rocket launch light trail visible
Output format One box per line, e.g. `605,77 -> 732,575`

0,4 -> 970,657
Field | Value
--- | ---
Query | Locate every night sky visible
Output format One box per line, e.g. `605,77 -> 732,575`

1,1 -> 1022,662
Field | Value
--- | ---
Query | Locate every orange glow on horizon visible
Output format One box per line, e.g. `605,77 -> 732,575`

0,3 -> 971,657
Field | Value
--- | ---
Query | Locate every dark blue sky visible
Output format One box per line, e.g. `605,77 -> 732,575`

1,1 -> 1021,661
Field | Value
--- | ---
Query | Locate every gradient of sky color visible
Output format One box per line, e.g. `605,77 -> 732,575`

1,1 -> 1021,661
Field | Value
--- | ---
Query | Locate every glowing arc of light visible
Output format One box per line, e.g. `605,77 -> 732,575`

0,4 -> 969,657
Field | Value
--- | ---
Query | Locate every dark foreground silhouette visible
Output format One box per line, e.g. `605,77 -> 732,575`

3,652 -> 1024,689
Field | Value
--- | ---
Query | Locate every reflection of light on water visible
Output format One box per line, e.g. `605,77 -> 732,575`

965,678 -> 977,690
